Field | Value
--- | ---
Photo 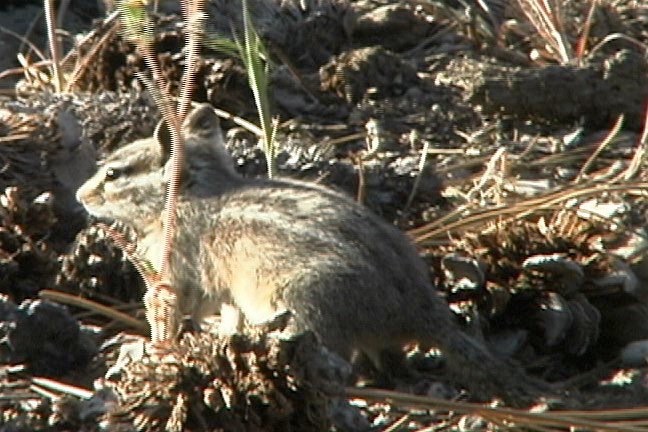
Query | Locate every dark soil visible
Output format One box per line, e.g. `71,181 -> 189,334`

1,0 -> 647,430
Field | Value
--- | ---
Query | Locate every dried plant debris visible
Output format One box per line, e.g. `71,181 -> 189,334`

0,187 -> 58,302
67,13 -> 183,94
0,320 -> 357,432
0,0 -> 103,90
1,299 -> 97,377
0,375 -> 102,432
56,224 -> 144,304
0,92 -> 157,243
500,291 -> 601,361
320,46 -> 420,104
0,393 -> 70,432
0,295 -> 21,364
501,0 -> 648,61
1,91 -> 157,157
103,320 -> 353,432
353,3 -> 443,51
448,49 -> 648,130
70,1 -> 353,105
61,1 -> 466,127
2,0 -> 648,427
0,107 -> 58,199
222,0 -> 355,70
438,212 -> 648,377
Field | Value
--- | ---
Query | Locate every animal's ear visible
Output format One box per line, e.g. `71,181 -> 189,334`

183,104 -> 221,138
154,118 -> 173,166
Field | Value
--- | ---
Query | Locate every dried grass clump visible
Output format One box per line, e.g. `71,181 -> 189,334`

104,319 -> 350,432
0,187 -> 58,303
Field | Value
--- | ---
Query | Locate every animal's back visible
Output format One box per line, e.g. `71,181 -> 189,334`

177,177 -> 454,360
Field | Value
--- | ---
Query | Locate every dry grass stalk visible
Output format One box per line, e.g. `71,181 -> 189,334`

64,11 -> 120,92
30,376 -> 94,400
44,0 -> 64,91
39,289 -> 147,333
515,0 -> 572,63
347,387 -> 648,431
115,0 -> 207,342
574,114 -> 624,183
574,0 -> 597,59
411,181 -> 648,245
614,104 -> 648,182
157,0 -> 205,302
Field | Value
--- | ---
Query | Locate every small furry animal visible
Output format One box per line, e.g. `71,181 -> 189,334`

77,104 -> 544,403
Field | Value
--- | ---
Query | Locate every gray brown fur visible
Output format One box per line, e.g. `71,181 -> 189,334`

76,105 -> 546,403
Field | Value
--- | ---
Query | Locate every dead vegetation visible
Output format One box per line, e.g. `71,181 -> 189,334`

0,0 -> 647,430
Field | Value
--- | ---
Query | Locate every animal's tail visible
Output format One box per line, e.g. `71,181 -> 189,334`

441,330 -> 550,406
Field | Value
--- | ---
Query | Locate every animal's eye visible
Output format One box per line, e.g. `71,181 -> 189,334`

105,167 -> 123,180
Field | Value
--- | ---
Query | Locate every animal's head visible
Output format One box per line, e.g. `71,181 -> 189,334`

76,104 -> 236,223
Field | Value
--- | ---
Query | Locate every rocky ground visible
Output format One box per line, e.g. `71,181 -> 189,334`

0,0 -> 647,430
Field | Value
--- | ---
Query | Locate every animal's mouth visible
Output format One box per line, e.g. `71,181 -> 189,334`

85,213 -> 115,225
75,186 -> 107,212
75,194 -> 113,222
76,189 -> 94,206
76,198 -> 104,217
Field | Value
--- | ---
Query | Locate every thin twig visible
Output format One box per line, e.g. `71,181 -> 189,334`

39,289 -> 148,333
178,0 -> 205,122
410,182 -> 648,244
575,0 -> 597,61
44,0 -> 64,92
0,26 -> 49,62
61,10 -> 120,67
354,154 -> 366,204
466,146 -> 506,201
574,114 -> 624,183
612,104 -> 648,182
347,387 -> 648,431
403,137 -> 431,214
516,0 -> 572,63
588,33 -> 648,57
65,17 -> 119,91
384,413 -> 411,432
31,376 -> 93,400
